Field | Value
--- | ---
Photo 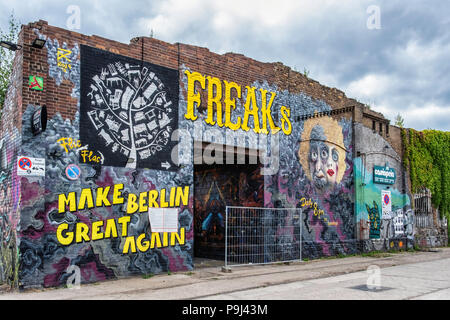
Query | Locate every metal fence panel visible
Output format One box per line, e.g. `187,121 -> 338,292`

225,206 -> 302,267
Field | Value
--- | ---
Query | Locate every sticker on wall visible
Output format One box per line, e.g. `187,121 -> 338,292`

29,76 -> 44,91
148,208 -> 179,233
381,190 -> 391,219
79,45 -> 179,170
17,156 -> 45,176
65,164 -> 81,180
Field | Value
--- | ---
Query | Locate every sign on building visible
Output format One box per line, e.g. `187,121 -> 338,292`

373,165 -> 396,185
17,156 -> 45,176
381,190 -> 391,219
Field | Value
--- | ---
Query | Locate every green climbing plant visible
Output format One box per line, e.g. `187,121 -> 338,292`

402,129 -> 450,228
0,11 -> 21,111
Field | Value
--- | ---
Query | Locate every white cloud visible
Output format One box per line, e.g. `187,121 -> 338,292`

346,74 -> 391,98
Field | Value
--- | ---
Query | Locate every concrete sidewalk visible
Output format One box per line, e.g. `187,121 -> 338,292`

1,248 -> 449,300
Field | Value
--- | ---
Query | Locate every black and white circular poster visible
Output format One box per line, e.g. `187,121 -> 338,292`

80,44 -> 179,171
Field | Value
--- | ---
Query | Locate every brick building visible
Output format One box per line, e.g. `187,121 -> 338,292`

0,20 -> 445,289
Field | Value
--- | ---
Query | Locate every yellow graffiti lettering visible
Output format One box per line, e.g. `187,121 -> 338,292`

159,189 -> 169,208
91,220 -> 104,241
78,188 -> 95,210
112,184 -> 124,205
136,233 -> 150,252
280,106 -> 292,135
57,185 -> 190,214
56,223 -> 73,245
80,150 -> 101,163
123,236 -> 137,253
95,186 -> 111,207
58,192 -> 76,213
57,137 -> 81,153
139,192 -> 148,213
104,218 -> 118,238
259,89 -> 280,134
118,216 -> 131,237
184,71 -> 292,135
75,222 -> 90,243
126,193 -> 139,214
171,228 -> 185,246
175,186 -> 190,207
224,80 -> 242,131
148,190 -> 159,208
185,70 -> 205,121
241,86 -> 261,133
150,232 -> 162,248
206,76 -> 223,126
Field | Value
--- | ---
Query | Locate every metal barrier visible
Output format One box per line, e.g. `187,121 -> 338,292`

225,206 -> 302,268
414,214 -> 434,228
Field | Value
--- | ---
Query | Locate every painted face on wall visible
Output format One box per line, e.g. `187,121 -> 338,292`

309,140 -> 339,189
298,118 -> 347,191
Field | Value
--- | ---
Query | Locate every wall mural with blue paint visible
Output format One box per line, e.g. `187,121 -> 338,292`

354,123 -> 414,250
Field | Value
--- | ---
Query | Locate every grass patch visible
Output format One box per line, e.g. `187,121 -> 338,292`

361,251 -> 392,258
142,273 -> 154,279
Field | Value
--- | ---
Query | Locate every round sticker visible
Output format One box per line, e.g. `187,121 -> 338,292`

18,157 -> 32,170
65,164 -> 81,180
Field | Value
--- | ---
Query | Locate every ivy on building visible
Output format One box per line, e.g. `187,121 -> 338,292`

402,129 -> 450,226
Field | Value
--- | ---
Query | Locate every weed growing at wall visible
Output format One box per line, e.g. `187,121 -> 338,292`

0,12 -> 20,111
403,129 -> 450,223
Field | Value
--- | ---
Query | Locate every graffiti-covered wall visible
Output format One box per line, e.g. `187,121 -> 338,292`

16,25 -> 193,289
354,123 -> 414,250
266,105 -> 355,258
8,20 -> 427,289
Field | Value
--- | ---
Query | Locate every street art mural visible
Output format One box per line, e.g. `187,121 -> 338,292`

353,123 -> 414,249
366,201 -> 381,238
80,45 -> 179,170
194,165 -> 264,259
266,100 -> 355,259
182,67 -> 355,260
17,105 -> 193,288
4,26 -> 422,289
354,157 -> 413,244
13,35 -> 191,289
298,117 -> 347,192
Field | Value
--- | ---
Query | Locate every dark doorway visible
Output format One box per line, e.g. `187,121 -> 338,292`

193,145 -> 264,260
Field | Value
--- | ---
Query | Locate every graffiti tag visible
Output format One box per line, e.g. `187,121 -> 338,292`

57,137 -> 81,153
57,48 -> 72,72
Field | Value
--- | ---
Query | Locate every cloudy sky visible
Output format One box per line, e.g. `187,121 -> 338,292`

1,0 -> 449,131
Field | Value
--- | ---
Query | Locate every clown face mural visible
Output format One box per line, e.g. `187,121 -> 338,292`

299,117 -> 347,191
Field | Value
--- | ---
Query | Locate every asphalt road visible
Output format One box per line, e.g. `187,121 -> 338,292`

200,256 -> 450,300
1,247 -> 449,300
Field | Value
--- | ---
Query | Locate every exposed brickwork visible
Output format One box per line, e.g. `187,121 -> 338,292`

21,20 -> 404,157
